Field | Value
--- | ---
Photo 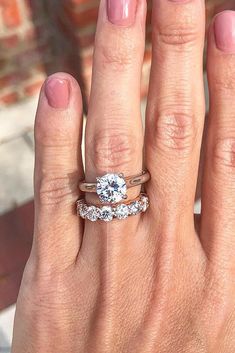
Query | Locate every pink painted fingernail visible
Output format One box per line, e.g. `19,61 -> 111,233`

45,77 -> 70,109
214,11 -> 235,53
107,0 -> 137,26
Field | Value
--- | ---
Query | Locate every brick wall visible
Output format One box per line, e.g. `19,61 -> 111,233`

207,0 -> 235,24
0,0 -> 234,107
0,0 -> 59,107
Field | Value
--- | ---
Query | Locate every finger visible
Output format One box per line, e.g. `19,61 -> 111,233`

145,0 -> 205,222
201,11 -> 235,271
79,0 -> 146,260
85,0 -> 146,191
33,73 -> 84,268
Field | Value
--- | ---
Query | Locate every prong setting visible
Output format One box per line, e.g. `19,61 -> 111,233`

96,173 -> 127,204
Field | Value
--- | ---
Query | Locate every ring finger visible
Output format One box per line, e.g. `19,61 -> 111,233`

80,0 -> 147,251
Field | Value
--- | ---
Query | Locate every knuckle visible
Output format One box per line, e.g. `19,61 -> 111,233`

212,138 -> 235,173
152,112 -> 197,155
98,45 -> 132,69
95,32 -> 140,71
36,172 -> 77,206
90,130 -> 139,171
157,23 -> 199,47
35,121 -> 74,148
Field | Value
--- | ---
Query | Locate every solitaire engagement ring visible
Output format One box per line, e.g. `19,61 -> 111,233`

79,171 -> 150,204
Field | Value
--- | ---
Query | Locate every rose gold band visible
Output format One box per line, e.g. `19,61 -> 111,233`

79,171 -> 150,193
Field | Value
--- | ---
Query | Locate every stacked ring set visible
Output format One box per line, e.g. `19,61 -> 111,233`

77,171 -> 150,222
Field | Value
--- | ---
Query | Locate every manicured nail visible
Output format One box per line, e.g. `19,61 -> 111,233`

107,0 -> 137,26
45,77 -> 70,109
214,11 -> 235,53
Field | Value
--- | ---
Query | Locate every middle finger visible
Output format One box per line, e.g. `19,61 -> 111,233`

146,0 -> 205,227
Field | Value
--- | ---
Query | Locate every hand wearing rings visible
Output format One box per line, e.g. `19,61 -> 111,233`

12,1 -> 235,352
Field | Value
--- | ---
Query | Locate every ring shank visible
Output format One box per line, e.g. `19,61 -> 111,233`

79,171 -> 150,193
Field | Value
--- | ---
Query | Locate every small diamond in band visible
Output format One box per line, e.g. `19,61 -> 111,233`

86,206 -> 100,222
115,204 -> 129,219
140,195 -> 149,212
78,203 -> 88,219
128,201 -> 142,215
99,206 -> 113,222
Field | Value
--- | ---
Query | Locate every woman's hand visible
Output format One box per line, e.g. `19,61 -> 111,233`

12,0 -> 235,352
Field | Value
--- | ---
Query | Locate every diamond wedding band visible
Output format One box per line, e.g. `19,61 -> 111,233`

79,171 -> 150,204
77,193 -> 149,222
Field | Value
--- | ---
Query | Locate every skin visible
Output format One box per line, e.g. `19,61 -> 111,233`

12,0 -> 235,352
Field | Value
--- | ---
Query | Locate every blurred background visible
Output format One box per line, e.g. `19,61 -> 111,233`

0,0 -> 235,351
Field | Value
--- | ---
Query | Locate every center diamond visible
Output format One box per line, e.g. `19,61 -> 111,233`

96,173 -> 127,204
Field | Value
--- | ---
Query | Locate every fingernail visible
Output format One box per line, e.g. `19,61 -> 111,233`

107,0 -> 137,26
214,11 -> 235,53
45,77 -> 70,109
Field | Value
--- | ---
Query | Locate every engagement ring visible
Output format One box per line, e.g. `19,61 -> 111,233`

79,171 -> 150,204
